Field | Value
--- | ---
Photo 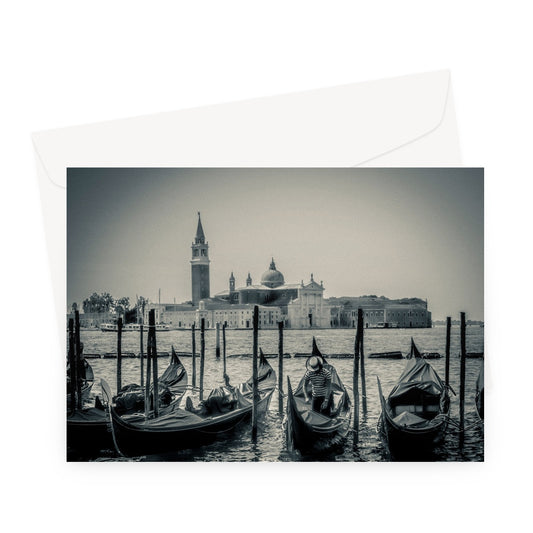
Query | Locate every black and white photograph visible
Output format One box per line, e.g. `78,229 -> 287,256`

7,1 -> 533,529
66,167 -> 483,462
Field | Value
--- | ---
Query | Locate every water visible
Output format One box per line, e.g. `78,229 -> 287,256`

75,325 -> 484,462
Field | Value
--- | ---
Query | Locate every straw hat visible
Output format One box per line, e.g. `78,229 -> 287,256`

306,355 -> 324,371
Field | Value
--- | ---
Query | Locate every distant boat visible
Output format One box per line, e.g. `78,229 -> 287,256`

421,352 -> 442,359
100,323 -> 119,332
100,323 -> 170,332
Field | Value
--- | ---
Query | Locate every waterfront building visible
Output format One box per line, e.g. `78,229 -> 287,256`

143,300 -> 282,329
328,296 -> 432,328
66,310 -> 116,329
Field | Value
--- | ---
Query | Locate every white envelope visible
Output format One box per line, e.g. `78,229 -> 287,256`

32,69 -> 461,345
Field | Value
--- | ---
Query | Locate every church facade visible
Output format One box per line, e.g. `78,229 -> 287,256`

215,259 -> 330,328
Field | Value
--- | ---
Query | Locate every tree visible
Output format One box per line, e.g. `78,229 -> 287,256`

114,296 -> 130,318
81,292 -> 115,313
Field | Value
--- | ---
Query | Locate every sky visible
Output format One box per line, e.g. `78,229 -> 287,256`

67,168 -> 483,320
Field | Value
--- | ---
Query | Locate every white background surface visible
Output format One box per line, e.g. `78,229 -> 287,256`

1,1 -> 531,531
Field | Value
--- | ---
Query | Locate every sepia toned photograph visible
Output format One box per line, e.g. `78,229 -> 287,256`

66,168 -> 483,462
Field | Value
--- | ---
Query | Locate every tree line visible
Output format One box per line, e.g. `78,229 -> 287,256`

71,293 -> 150,321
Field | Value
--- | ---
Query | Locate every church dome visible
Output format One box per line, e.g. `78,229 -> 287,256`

261,258 -> 285,288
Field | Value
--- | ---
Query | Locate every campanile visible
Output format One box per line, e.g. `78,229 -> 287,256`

191,212 -> 210,305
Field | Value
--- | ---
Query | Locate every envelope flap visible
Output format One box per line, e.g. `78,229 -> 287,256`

33,70 -> 451,188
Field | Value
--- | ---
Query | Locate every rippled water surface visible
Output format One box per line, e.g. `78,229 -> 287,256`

74,326 -> 484,462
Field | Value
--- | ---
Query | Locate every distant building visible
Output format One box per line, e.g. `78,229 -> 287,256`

143,300 -> 282,329
66,310 -> 116,329
70,214 -> 432,330
328,296 -> 432,328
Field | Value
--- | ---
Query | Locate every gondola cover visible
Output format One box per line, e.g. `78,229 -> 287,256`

114,347 -> 187,414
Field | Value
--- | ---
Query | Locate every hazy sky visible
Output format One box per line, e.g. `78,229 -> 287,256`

67,168 -> 483,320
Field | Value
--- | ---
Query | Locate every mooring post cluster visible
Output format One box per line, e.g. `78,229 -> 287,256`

251,305 -> 259,442
150,309 -> 160,418
459,311 -> 467,448
278,320 -> 284,414
75,311 -> 82,409
353,308 -> 362,444
116,317 -> 123,394
191,323 -> 196,389
222,322 -> 227,382
68,318 -> 76,413
200,318 -> 205,401
445,316 -> 451,388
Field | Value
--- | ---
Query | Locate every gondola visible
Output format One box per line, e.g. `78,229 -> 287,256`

475,365 -> 484,421
285,338 -> 351,453
369,351 -> 403,359
67,357 -> 94,407
66,396 -> 111,455
377,339 -> 450,458
101,350 -> 276,457
67,347 -> 187,455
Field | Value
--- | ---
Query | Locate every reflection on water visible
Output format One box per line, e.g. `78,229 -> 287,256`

74,326 -> 484,462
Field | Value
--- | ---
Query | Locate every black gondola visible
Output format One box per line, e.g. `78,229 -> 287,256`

285,338 -> 351,453
67,347 -> 187,455
368,351 -> 403,359
101,350 -> 276,457
67,357 -> 94,407
475,365 -> 484,421
377,339 -> 450,459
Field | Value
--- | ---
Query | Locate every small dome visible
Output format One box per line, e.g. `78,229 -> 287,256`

261,258 -> 284,288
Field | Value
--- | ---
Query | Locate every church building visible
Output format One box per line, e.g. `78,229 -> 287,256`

215,259 -> 330,328
144,213 -> 330,329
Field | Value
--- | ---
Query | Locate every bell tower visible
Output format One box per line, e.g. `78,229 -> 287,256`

191,212 -> 210,305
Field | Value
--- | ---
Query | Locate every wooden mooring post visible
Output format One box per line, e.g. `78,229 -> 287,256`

445,317 -> 451,388
116,317 -> 123,394
353,311 -> 361,444
140,322 -> 144,387
75,310 -> 82,409
222,323 -> 227,381
359,308 -> 367,414
191,323 -> 196,389
459,311 -> 467,447
150,309 -> 159,418
68,318 -> 76,413
216,322 -> 221,358
144,317 -> 152,420
278,321 -> 284,414
200,318 -> 205,401
251,305 -> 259,441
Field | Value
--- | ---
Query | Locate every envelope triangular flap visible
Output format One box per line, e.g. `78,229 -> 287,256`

33,70 -> 451,188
